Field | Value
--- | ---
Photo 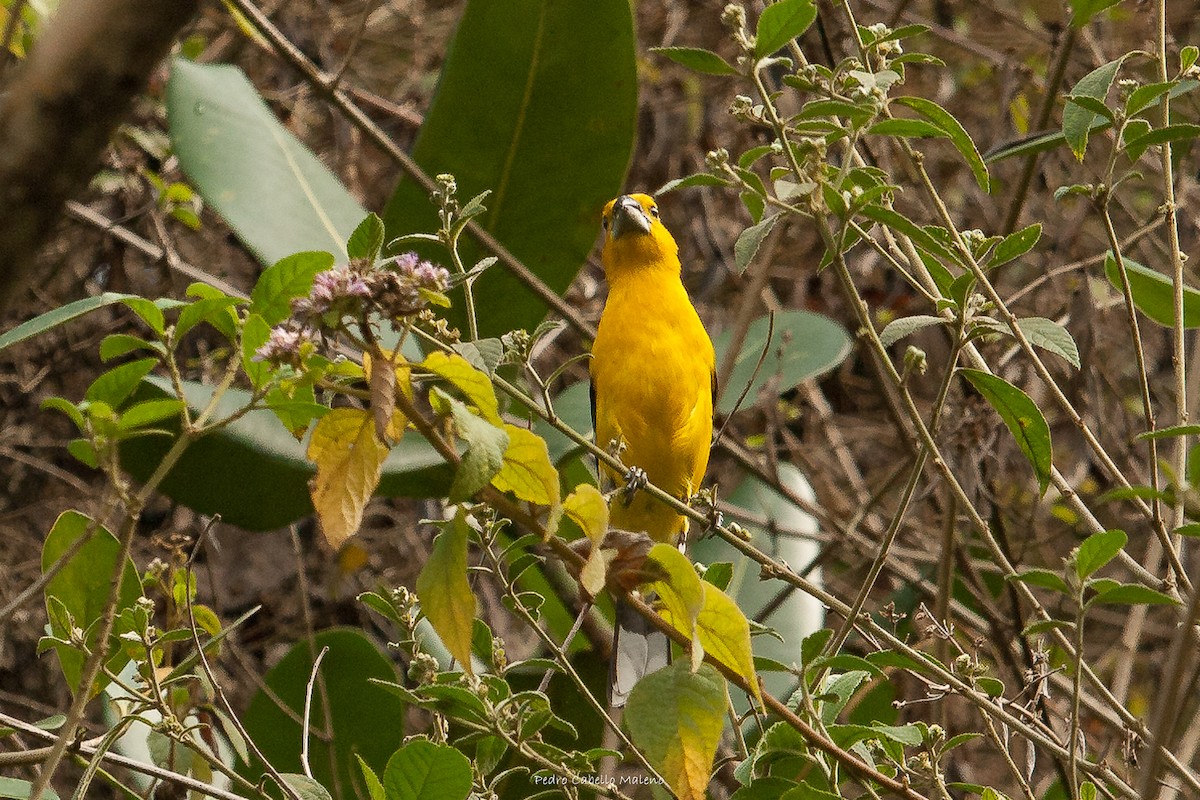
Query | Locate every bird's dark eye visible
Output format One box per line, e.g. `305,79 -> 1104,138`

649,206 -> 660,218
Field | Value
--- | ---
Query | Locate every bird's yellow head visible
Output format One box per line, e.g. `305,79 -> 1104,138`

600,193 -> 679,277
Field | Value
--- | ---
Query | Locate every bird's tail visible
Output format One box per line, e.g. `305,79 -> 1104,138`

608,599 -> 670,707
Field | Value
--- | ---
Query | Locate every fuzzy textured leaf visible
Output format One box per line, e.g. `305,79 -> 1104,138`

307,408 -> 390,549
755,0 -> 818,58
384,739 -> 473,800
1016,317 -> 1080,368
960,369 -> 1052,494
1104,252 -> 1200,328
734,213 -> 781,273
424,351 -> 502,425
1063,57 -> 1126,160
564,484 -> 610,597
625,661 -> 727,800
880,315 -> 943,347
1075,529 -> 1126,579
250,251 -> 336,325
416,511 -> 478,676
492,424 -> 562,534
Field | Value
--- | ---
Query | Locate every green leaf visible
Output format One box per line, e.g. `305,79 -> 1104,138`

99,333 -> 165,361
347,213 -> 386,262
879,314 -> 942,347
702,562 -> 734,591
118,399 -> 185,431
240,629 -> 404,796
1093,583 -> 1179,605
119,377 -> 452,531
279,775 -> 332,800
250,251 -> 336,325
416,511 -> 478,675
174,296 -> 239,341
1065,94 -> 1117,122
988,223 -> 1042,267
1010,568 -> 1069,594
85,358 -> 158,407
894,96 -> 992,193
42,511 -> 142,696
382,0 -> 636,339
1016,317 -> 1080,368
1122,123 -> 1200,153
859,204 -> 959,265
1075,529 -> 1127,579
1139,424 -> 1200,440
1125,81 -> 1175,117
383,739 -> 473,800
713,311 -> 851,415
168,59 -> 366,265
960,368 -> 1052,494
0,292 -> 138,354
1070,0 -> 1120,25
755,0 -> 818,58
356,755 -> 387,800
42,397 -> 85,431
656,172 -> 733,195
626,661 -> 727,800
1063,57 -> 1126,160
976,677 -> 1005,698
241,313 -> 271,389
439,391 -> 509,502
867,118 -> 947,138
734,213 -> 781,273
1104,252 -> 1200,328
796,98 -> 875,125
819,670 -> 870,724
1174,523 -> 1200,537
1183,46 -> 1199,73
653,46 -> 740,76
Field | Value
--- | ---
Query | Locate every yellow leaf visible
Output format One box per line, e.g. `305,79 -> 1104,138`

416,510 -> 477,676
492,424 -> 562,536
307,408 -> 388,549
647,543 -> 705,659
423,350 -> 501,425
695,582 -> 760,703
564,484 -> 609,597
625,661 -> 726,800
647,543 -> 759,701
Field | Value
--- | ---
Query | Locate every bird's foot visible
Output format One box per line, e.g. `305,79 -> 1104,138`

622,466 -> 648,506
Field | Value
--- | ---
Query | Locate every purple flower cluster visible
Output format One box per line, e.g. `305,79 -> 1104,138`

252,322 -> 314,367
291,267 -> 373,319
252,253 -> 450,366
372,253 -> 451,319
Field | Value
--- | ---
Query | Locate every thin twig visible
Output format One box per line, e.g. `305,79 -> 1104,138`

300,646 -> 330,781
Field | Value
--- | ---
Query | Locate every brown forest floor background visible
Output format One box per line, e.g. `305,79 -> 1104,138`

2,0 -> 1200,793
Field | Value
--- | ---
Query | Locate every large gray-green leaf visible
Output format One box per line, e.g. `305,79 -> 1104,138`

382,0 -> 637,338
119,377 -> 451,531
167,58 -> 366,266
714,311 -> 851,415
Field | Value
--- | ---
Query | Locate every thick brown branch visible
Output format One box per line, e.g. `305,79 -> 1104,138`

0,0 -> 199,309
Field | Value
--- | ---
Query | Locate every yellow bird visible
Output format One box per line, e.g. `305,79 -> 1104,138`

590,193 -> 715,706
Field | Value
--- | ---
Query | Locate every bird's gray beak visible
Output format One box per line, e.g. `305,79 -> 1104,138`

609,195 -> 652,239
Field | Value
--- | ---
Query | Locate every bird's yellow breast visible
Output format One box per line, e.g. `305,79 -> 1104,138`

591,260 -> 714,543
